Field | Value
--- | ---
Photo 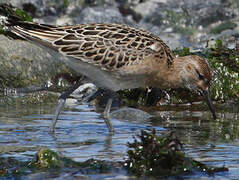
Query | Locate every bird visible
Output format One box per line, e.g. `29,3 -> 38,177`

0,4 -> 216,133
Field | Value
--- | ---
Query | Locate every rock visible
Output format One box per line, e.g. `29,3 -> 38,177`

110,107 -> 152,122
134,0 -> 167,25
0,35 -> 75,89
2,0 -> 46,17
56,15 -> 74,26
74,5 -> 133,25
132,0 -> 239,47
4,0 -> 69,18
134,0 -> 237,28
133,0 -> 166,18
181,0 -> 236,27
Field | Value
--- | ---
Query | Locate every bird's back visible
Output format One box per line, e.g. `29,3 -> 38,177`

5,21 -> 175,71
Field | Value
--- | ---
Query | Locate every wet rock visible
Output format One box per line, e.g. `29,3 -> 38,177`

0,35 -> 75,89
24,172 -> 49,180
110,107 -> 152,121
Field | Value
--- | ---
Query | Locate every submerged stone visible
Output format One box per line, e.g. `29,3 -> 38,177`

110,107 -> 152,122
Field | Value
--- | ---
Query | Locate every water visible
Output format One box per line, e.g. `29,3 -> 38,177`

0,99 -> 238,179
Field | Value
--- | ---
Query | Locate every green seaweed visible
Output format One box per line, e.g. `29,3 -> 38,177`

125,129 -> 186,176
206,40 -> 239,101
125,129 -> 228,177
0,148 -> 115,177
0,28 -> 4,34
63,0 -> 70,8
15,8 -> 33,22
32,148 -> 64,168
173,47 -> 191,56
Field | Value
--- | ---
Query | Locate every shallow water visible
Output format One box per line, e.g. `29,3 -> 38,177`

0,99 -> 238,179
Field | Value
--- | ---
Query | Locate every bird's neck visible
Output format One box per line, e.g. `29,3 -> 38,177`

146,62 -> 184,89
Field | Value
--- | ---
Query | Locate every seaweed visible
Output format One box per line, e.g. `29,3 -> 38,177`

0,3 -> 33,22
125,129 -> 229,177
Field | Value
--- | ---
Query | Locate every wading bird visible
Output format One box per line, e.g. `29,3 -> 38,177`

0,4 -> 216,133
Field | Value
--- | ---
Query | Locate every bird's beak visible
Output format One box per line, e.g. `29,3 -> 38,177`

200,89 -> 217,119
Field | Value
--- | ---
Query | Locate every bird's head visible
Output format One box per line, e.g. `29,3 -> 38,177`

175,55 -> 216,119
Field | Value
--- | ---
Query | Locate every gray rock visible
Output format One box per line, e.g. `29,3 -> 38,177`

135,0 -> 237,28
110,107 -> 152,122
1,0 -> 46,17
1,0 -> 71,20
75,5 -> 132,25
181,0 -> 236,27
135,0 -> 167,26
0,35 -> 75,88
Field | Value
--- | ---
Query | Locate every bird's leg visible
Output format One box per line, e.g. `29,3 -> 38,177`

102,89 -> 117,133
86,89 -> 115,132
49,79 -> 84,133
103,98 -> 114,132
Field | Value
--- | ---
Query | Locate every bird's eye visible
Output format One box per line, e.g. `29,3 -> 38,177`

198,73 -> 204,80
196,70 -> 204,80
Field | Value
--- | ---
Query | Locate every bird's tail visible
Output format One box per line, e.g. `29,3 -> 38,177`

0,3 -> 61,45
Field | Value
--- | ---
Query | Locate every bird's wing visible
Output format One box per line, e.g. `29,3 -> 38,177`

7,22 -> 175,71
